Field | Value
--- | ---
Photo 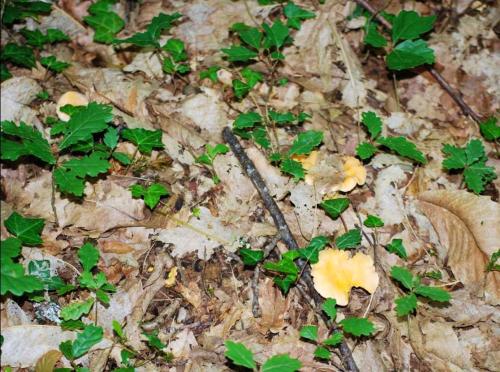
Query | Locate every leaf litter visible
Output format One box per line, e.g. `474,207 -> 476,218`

0,0 -> 499,371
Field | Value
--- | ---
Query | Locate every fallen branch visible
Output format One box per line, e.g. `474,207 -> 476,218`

354,0 -> 483,124
223,127 -> 359,372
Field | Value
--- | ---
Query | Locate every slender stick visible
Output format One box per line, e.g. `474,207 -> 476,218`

354,0 -> 483,124
223,127 -> 359,372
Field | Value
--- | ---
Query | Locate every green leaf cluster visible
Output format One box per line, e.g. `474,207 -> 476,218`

280,130 -> 323,181
199,65 -> 221,82
283,2 -> 315,30
232,111 -> 270,149
232,67 -> 263,99
130,183 -> 169,209
196,144 -> 229,166
479,117 -> 500,142
363,10 -> 436,71
84,0 -> 125,44
385,239 -> 408,259
224,340 -> 301,371
1,42 -> 36,68
391,265 -> 451,317
355,111 -> 426,164
442,139 -> 496,194
40,55 -> 71,73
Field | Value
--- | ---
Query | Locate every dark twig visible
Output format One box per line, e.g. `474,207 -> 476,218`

223,128 -> 359,372
354,0 -> 483,124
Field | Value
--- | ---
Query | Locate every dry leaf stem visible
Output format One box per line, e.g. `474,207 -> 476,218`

354,0 -> 483,124
223,127 -> 359,372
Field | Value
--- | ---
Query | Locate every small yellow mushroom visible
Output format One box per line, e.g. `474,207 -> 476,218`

311,248 -> 379,306
291,150 -> 319,185
331,156 -> 366,193
56,91 -> 89,121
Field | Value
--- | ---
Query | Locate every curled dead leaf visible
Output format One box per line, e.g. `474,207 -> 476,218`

418,190 -> 500,305
35,350 -> 62,372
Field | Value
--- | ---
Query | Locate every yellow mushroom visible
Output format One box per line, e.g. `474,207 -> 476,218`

331,156 -> 366,193
291,150 -> 319,185
56,91 -> 89,121
311,248 -> 379,306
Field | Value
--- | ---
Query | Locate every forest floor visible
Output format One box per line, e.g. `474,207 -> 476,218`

0,0 -> 499,371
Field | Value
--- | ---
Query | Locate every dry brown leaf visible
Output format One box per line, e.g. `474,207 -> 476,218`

35,350 -> 62,372
418,190 -> 500,305
257,278 -> 290,334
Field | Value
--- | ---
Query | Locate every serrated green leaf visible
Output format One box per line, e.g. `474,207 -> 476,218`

280,157 -> 305,181
392,10 -> 436,43
1,238 -> 22,262
377,136 -> 426,163
320,198 -> 349,219
221,45 -> 258,62
61,152 -> 111,178
241,67 -> 263,88
115,12 -> 181,47
284,2 -> 315,30
298,235 -> 329,264
199,65 -> 220,82
251,127 -> 271,149
1,43 -> 36,68
224,341 -> 256,369
1,120 -> 55,164
479,117 -> 500,141
465,139 -> 485,164
313,346 -> 331,360
112,151 -> 132,165
262,20 -> 289,49
395,293 -> 417,316
288,130 -> 323,155
53,168 -> 85,197
322,298 -> 337,321
103,127 -> 119,149
40,55 -> 71,73
340,317 -> 375,337
390,266 -> 414,290
364,215 -> 384,228
233,111 -> 262,129
269,110 -> 296,125
300,325 -> 318,341
58,102 -> 113,150
356,141 -> 378,160
262,354 -> 302,372
386,39 -> 435,70
335,228 -> 361,249
163,38 -> 187,62
232,79 -> 250,99
72,325 -> 103,358
361,111 -> 382,140
1,63 -> 12,81
84,2 -> 125,44
4,212 -> 44,246
60,298 -> 95,321
323,331 -> 343,346
130,183 -> 169,209
238,26 -> 262,49
386,239 -> 408,260
442,144 -> 466,170
239,248 -> 264,266
415,285 -> 451,302
121,128 -> 164,155
78,243 -> 100,272
364,21 -> 387,48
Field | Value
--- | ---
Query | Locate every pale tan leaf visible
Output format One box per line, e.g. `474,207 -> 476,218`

418,190 -> 500,305
257,278 -> 290,334
35,350 -> 62,372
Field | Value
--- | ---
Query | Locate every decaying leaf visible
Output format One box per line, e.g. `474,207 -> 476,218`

418,190 -> 500,304
257,278 -> 290,334
35,350 -> 62,372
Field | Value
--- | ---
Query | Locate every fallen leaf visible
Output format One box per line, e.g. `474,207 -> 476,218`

35,350 -> 62,372
418,190 -> 500,304
257,278 -> 290,334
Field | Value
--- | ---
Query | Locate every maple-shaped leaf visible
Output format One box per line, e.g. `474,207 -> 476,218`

78,243 -> 100,272
239,248 -> 264,266
236,25 -> 262,49
320,198 -> 349,219
392,10 -> 436,43
71,325 -> 103,358
84,0 -> 125,44
221,45 -> 258,62
61,152 -> 111,178
60,298 -> 95,321
163,38 -> 188,62
121,128 -> 164,154
386,39 -> 435,70
58,102 -> 113,151
53,168 -> 85,197
284,2 -> 315,30
130,183 -> 169,209
262,20 -> 290,49
4,212 -> 45,246
115,13 -> 182,47
298,235 -> 329,263
40,55 -> 71,73
1,120 -> 55,164
335,228 -> 361,249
